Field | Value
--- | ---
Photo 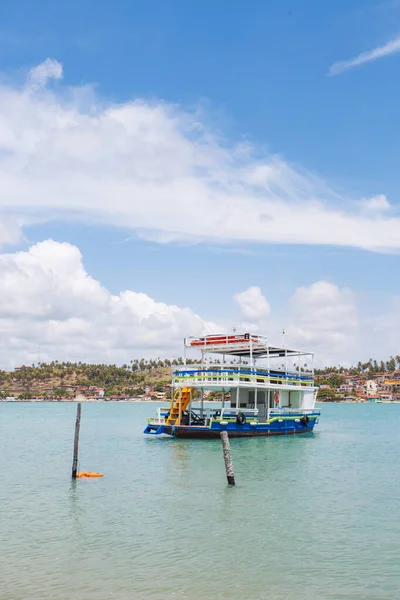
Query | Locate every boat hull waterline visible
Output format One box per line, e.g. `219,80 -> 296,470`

144,413 -> 320,438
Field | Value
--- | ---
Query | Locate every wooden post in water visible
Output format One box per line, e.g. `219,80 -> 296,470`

72,403 -> 82,479
220,431 -> 235,485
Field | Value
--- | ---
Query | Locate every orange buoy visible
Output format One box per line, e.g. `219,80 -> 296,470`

76,472 -> 104,478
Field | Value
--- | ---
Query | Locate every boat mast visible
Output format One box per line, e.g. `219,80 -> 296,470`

200,348 -> 204,419
222,353 -> 225,409
267,343 -> 270,421
250,335 -> 258,414
236,352 -> 240,411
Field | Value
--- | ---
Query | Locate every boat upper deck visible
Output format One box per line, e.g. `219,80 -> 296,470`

180,333 -> 315,391
173,364 -> 314,390
185,333 -> 313,358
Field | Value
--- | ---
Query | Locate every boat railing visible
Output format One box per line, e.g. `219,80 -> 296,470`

154,406 -> 222,423
271,408 -> 319,415
148,408 -> 168,424
220,407 -> 258,420
173,365 -> 314,388
185,333 -> 269,348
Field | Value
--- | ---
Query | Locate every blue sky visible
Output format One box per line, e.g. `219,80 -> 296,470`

0,0 -> 399,366
2,0 -> 400,185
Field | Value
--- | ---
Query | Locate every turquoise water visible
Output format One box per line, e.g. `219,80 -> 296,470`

1,402 -> 400,600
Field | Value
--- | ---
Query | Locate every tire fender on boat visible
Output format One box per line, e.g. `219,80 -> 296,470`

300,415 -> 310,427
236,412 -> 246,425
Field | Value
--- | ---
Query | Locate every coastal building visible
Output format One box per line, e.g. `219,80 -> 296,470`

379,392 -> 393,402
340,384 -> 355,393
150,391 -> 166,400
366,380 -> 378,394
343,395 -> 356,402
367,396 -> 380,402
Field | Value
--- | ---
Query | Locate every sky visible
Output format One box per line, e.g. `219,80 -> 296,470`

0,0 -> 399,368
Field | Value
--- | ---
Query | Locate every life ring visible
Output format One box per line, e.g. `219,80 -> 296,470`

273,391 -> 280,405
76,472 -> 104,478
236,412 -> 246,425
300,415 -> 310,427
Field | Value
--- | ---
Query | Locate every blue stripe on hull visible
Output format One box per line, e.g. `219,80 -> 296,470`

144,415 -> 319,438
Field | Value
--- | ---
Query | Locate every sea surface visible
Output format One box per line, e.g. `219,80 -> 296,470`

1,401 -> 399,600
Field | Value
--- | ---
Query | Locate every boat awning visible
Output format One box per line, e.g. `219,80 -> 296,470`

201,345 -> 312,358
185,334 -> 312,358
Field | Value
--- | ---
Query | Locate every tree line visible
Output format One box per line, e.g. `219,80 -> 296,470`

0,356 -> 250,398
1,353 -> 399,399
315,355 -> 400,377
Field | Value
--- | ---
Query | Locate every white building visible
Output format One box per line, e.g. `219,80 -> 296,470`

366,380 -> 378,394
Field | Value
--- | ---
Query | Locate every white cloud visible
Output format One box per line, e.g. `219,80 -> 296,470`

0,240 -> 398,368
233,282 -> 363,367
360,194 -> 391,213
329,35 -> 400,75
288,281 -> 358,365
28,58 -> 63,88
234,286 -> 270,320
361,297 -> 400,362
0,217 -> 23,248
0,240 -> 219,368
0,59 -> 399,252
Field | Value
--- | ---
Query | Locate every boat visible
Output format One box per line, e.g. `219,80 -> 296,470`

144,333 -> 320,438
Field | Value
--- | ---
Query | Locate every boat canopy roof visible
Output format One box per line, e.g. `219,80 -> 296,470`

185,333 -> 313,358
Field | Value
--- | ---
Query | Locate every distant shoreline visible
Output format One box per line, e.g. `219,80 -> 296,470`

0,398 -> 162,403
2,398 -> 400,405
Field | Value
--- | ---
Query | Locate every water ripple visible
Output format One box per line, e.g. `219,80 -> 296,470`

1,402 -> 399,599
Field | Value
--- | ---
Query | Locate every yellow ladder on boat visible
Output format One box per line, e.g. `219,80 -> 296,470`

166,387 -> 192,425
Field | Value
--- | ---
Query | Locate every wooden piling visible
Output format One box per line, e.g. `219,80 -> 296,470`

220,431 -> 235,485
72,402 -> 82,479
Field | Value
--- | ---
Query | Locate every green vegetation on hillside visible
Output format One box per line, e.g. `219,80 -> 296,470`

0,360 -> 179,398
0,353 -> 399,400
